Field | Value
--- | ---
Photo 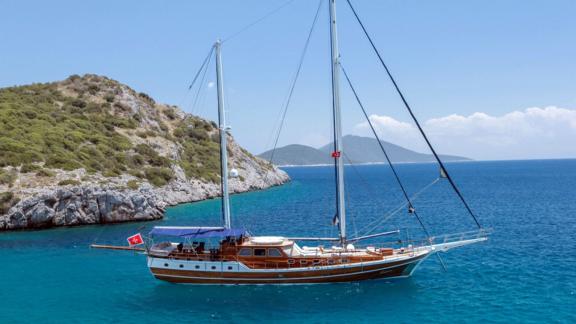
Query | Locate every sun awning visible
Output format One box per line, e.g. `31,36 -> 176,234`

149,226 -> 246,239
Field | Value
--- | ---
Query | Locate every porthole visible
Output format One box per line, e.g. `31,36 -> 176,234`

164,263 -> 169,267
228,266 -> 233,270
211,266 -> 216,270
195,265 -> 200,269
179,264 -> 184,268
287,259 -> 295,264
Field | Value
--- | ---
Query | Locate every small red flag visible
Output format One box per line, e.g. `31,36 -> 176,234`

331,151 -> 341,158
127,233 -> 144,246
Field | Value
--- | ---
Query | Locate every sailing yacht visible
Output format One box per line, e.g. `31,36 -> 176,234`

145,0 -> 488,284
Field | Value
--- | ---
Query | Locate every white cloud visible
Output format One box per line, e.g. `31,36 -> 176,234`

358,115 -> 415,135
353,106 -> 576,160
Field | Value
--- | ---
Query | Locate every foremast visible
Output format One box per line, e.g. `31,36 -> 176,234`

215,40 -> 232,229
328,0 -> 347,246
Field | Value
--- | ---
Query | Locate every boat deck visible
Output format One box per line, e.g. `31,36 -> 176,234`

148,240 -> 416,270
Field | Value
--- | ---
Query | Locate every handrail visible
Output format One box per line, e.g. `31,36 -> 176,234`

344,229 -> 491,250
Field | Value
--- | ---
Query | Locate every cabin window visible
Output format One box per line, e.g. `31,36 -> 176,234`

238,248 -> 252,256
268,248 -> 282,257
195,265 -> 200,269
211,266 -> 217,270
313,259 -> 320,265
327,259 -> 335,265
254,248 -> 266,256
179,264 -> 184,268
300,260 -> 307,265
287,259 -> 295,264
227,266 -> 233,270
164,263 -> 169,267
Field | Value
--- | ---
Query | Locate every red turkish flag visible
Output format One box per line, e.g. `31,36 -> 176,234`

127,233 -> 144,246
331,151 -> 341,158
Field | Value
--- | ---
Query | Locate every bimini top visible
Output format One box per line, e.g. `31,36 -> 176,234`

149,226 -> 246,239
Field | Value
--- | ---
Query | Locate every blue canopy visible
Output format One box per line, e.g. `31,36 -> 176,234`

149,226 -> 246,239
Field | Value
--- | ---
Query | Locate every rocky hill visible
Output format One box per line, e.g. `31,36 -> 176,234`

0,74 -> 289,230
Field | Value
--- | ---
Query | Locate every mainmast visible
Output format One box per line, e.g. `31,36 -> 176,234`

328,0 -> 347,245
215,40 -> 231,229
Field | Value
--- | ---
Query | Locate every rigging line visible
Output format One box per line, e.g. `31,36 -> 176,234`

345,0 -> 481,229
359,203 -> 405,238
191,49 -> 213,113
188,46 -> 215,91
341,151 -> 382,200
356,178 -> 438,236
265,0 -> 324,167
340,64 -> 431,238
222,0 -> 297,43
357,177 -> 440,238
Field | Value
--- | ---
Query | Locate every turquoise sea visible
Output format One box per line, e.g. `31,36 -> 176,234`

0,160 -> 575,323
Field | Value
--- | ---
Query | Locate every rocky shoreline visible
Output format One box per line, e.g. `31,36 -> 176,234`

0,165 -> 288,231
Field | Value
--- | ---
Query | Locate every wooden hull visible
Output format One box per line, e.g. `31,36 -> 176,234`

148,253 -> 429,285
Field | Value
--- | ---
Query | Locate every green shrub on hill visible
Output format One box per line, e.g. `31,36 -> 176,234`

0,169 -> 17,187
138,92 -> 155,105
174,117 -> 221,182
0,83 -> 138,175
20,164 -> 41,173
127,179 -> 140,190
163,107 -> 177,120
57,179 -> 81,186
134,144 -> 171,167
144,167 -> 173,187
0,75 -> 229,187
36,169 -> 55,177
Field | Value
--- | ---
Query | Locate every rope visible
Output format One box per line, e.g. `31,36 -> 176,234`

342,151 -> 382,200
265,0 -> 324,167
356,177 -> 440,238
344,0 -> 481,229
341,64 -> 432,238
190,48 -> 213,114
222,0 -> 297,43
188,46 -> 214,91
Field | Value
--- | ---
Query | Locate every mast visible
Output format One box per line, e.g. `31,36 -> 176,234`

329,0 -> 347,245
215,40 -> 231,229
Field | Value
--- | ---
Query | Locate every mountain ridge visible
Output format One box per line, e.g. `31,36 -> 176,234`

259,135 -> 470,166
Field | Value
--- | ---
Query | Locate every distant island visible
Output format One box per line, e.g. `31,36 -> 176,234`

258,135 -> 470,166
0,74 -> 288,230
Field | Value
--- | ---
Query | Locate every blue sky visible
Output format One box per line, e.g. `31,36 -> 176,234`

1,0 -> 575,160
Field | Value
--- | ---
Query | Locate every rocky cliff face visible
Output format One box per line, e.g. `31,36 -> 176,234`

0,74 -> 288,230
5,187 -> 164,230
